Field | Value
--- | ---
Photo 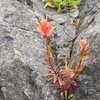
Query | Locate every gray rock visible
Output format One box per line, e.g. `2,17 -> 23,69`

71,0 -> 100,100
68,10 -> 79,18
0,0 -> 63,100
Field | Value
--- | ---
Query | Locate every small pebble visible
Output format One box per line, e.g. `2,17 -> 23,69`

69,10 -> 79,18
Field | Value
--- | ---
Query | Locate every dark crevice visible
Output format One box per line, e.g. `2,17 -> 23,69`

69,0 -> 94,60
78,16 -> 95,34
69,35 -> 79,59
4,36 -> 14,41
0,87 -> 5,100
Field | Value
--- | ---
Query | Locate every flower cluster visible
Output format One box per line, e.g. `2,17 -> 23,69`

37,17 -> 52,37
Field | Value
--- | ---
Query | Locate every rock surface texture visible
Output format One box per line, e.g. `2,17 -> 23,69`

72,0 -> 100,100
0,0 -> 100,100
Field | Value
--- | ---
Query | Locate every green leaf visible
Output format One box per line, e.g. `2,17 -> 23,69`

53,0 -> 62,8
68,0 -> 80,8
65,90 -> 68,100
61,0 -> 69,6
43,0 -> 81,12
68,93 -> 74,100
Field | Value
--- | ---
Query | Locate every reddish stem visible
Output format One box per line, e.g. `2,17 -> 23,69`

44,37 -> 57,74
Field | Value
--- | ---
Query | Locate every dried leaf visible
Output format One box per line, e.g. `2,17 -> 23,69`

44,2 -> 55,8
58,77 -> 65,86
64,57 -> 70,70
53,74 -> 58,83
80,55 -> 89,61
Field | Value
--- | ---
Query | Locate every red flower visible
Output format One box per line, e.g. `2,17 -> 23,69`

37,18 -> 52,37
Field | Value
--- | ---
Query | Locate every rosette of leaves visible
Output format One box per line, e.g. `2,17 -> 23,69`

42,0 -> 81,13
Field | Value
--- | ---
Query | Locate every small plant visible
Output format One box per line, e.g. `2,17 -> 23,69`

42,0 -> 81,13
37,17 -> 89,100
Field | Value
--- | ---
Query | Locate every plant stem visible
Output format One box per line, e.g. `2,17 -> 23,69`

65,90 -> 68,100
44,36 -> 57,73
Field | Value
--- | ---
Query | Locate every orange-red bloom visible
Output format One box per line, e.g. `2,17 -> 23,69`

37,18 -> 52,37
79,39 -> 89,61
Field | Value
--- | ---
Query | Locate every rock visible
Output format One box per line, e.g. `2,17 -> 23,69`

50,14 -> 69,24
0,0 -> 75,100
68,10 -> 79,18
71,0 -> 100,100
0,0 -> 63,100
